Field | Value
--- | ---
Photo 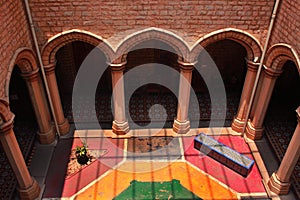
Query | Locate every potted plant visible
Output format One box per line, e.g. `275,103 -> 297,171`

75,142 -> 90,165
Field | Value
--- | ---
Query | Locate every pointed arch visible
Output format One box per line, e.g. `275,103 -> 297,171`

41,29 -> 114,65
190,28 -> 262,62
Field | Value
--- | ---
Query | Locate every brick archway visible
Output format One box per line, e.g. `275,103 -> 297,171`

5,48 -> 38,98
5,47 -> 57,144
265,44 -> 300,72
115,27 -> 189,62
41,29 -> 114,65
191,28 -> 262,62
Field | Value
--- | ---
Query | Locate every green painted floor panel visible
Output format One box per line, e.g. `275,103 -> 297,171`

113,179 -> 202,200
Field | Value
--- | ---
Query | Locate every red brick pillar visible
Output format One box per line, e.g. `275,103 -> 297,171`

21,69 -> 55,144
268,107 -> 300,194
0,100 -> 40,200
110,62 -> 129,135
231,60 -> 259,132
173,60 -> 194,134
245,66 -> 282,140
44,63 -> 70,135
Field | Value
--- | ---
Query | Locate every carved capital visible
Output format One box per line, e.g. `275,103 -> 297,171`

109,61 -> 127,72
178,60 -> 196,72
21,68 -> 39,82
263,65 -> 283,78
44,63 -> 56,75
0,99 -> 14,135
246,60 -> 259,72
0,116 -> 14,136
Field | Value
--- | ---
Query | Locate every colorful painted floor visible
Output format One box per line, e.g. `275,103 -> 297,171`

43,130 -> 267,199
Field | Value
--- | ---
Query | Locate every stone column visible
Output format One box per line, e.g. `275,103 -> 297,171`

268,107 -> 300,194
21,69 -> 55,144
110,62 -> 129,135
173,60 -> 194,134
0,112 -> 40,199
245,66 -> 282,140
231,60 -> 259,132
44,63 -> 70,135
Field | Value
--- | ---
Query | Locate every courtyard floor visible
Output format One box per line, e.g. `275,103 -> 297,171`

37,128 -> 269,200
1,92 -> 299,199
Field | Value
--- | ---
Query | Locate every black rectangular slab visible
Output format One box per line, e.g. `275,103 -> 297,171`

194,133 -> 254,177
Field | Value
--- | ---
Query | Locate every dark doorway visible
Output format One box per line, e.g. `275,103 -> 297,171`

125,40 -> 179,129
55,41 -> 113,129
191,39 -> 248,127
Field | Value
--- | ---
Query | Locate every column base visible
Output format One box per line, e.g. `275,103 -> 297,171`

37,125 -> 56,144
231,117 -> 246,133
18,178 -> 41,200
245,120 -> 264,140
173,119 -> 190,134
268,173 -> 291,195
58,118 -> 70,136
112,120 -> 129,135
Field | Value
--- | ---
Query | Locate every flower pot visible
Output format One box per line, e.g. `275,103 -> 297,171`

76,154 -> 89,165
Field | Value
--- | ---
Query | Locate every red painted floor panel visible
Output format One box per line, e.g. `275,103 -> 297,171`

44,137 -> 125,198
183,136 -> 266,193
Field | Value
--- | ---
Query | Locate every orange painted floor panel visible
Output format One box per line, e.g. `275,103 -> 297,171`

75,161 -> 237,200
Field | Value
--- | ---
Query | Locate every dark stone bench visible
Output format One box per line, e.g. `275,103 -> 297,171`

194,133 -> 254,177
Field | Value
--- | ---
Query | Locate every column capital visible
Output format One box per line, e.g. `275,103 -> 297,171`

0,116 -> 14,136
246,60 -> 260,72
108,61 -> 127,72
263,66 -> 283,78
21,68 -> 39,82
44,63 -> 56,75
178,60 -> 196,72
0,99 -> 15,135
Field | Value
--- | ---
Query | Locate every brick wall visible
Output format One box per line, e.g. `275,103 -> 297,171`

270,0 -> 300,56
0,1 -> 32,98
3,0 -> 300,100
29,0 -> 274,48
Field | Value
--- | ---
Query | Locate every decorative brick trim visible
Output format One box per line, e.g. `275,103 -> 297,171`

5,48 -> 38,98
115,28 -> 189,63
265,44 -> 300,71
41,30 -> 114,65
191,29 -> 262,62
